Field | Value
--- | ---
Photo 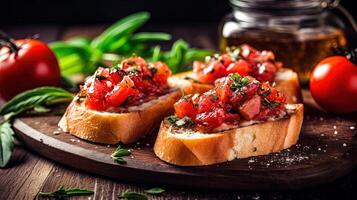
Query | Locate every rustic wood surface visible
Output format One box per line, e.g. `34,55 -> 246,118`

0,25 -> 356,199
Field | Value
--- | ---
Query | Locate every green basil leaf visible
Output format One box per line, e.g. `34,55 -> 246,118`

163,39 -> 189,73
0,87 -> 74,117
39,185 -> 94,198
144,188 -> 165,194
66,37 -> 92,46
184,48 -> 213,62
92,12 -> 150,51
119,191 -> 148,200
130,32 -> 171,43
33,106 -> 50,113
113,157 -> 127,164
0,121 -> 14,168
151,46 -> 161,61
112,146 -> 131,157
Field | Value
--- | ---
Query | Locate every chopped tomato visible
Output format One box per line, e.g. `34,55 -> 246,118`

81,56 -> 171,111
226,59 -> 249,76
174,97 -> 197,119
153,62 -> 171,85
194,44 -> 279,83
172,73 -> 286,132
239,95 -> 261,120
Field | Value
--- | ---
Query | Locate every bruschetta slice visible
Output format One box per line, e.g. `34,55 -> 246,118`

59,57 -> 182,144
168,44 -> 302,103
154,73 -> 304,166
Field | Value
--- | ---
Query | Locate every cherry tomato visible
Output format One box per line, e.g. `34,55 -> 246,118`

0,38 -> 61,101
310,56 -> 357,113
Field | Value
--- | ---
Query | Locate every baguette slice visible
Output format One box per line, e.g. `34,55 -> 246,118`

59,89 -> 182,144
168,68 -> 302,104
154,104 -> 303,166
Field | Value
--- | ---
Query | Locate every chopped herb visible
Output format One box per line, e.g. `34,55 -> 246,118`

111,145 -> 131,164
39,185 -> 94,198
166,116 -> 194,128
96,74 -> 108,80
144,188 -> 165,194
166,115 -> 179,124
262,98 -> 280,109
148,66 -> 158,75
230,74 -> 250,92
230,73 -> 241,83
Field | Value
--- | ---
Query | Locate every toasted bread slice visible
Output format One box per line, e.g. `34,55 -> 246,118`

154,104 -> 303,166
59,89 -> 182,144
168,68 -> 302,104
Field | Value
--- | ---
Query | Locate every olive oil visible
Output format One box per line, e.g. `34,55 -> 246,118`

220,27 -> 346,83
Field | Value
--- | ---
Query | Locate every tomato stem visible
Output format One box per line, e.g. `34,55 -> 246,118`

0,31 -> 20,53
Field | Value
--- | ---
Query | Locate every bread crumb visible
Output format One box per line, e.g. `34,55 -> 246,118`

320,117 -> 324,121
53,131 -> 61,135
350,126 -> 355,130
334,130 -> 338,135
333,126 -> 337,129
343,143 -> 347,147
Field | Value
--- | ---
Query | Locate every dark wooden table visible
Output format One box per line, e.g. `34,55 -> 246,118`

0,25 -> 356,200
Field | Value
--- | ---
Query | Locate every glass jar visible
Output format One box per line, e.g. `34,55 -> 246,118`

219,0 -> 347,83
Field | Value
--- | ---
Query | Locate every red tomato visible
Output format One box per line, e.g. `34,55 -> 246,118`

310,56 -> 357,113
226,59 -> 250,76
174,97 -> 197,119
153,62 -> 171,85
0,39 -> 61,100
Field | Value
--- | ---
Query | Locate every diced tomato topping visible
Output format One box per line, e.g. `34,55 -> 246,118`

239,95 -> 261,120
172,73 -> 286,132
153,62 -> 171,85
81,56 -> 171,111
194,44 -> 279,83
174,97 -> 197,119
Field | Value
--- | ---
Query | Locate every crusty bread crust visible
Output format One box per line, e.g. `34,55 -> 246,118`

168,68 -> 302,103
153,104 -> 304,166
59,90 -> 182,144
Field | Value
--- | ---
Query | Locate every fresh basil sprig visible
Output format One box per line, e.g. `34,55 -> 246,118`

0,87 -> 74,117
0,121 -> 14,167
50,12 -> 212,77
0,87 -> 74,168
111,145 -> 131,164
39,185 -> 94,198
119,188 -> 165,200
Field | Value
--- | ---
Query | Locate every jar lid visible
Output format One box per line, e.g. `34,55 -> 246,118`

230,0 -> 331,15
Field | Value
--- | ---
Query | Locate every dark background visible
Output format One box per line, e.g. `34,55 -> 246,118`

0,0 -> 356,25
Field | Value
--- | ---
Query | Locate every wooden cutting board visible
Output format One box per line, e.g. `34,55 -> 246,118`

13,90 -> 357,190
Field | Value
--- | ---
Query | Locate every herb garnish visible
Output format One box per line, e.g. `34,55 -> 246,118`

50,12 -> 212,76
119,188 -> 165,200
166,116 -> 194,128
111,145 -> 131,164
119,191 -> 148,200
39,185 -> 94,198
0,87 -> 74,168
0,121 -> 15,167
262,98 -> 280,109
229,74 -> 250,92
